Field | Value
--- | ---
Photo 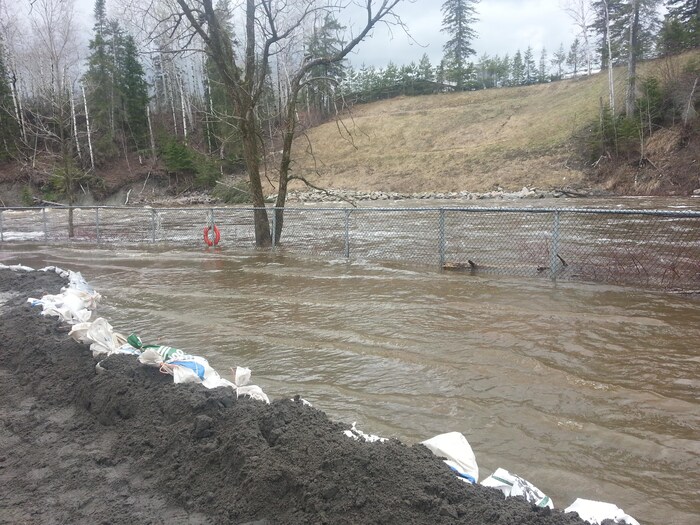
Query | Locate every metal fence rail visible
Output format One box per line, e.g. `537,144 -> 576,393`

2,205 -> 699,291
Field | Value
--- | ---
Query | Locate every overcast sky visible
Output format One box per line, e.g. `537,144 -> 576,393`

347,0 -> 578,69
70,0 -> 579,69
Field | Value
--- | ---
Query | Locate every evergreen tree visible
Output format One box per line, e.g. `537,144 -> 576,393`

523,46 -> 537,84
511,50 -> 525,85
591,0 -> 627,68
417,54 -> 434,82
567,38 -> 585,75
304,14 -> 346,115
118,35 -> 149,149
592,0 -> 661,68
666,0 -> 700,20
83,0 -> 114,157
538,48 -> 548,83
498,54 -> 511,87
551,44 -> 567,79
661,0 -> 700,50
0,36 -> 18,159
83,0 -> 149,162
441,0 -> 479,89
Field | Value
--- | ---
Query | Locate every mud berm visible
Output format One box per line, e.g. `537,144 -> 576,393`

0,269 -> 597,524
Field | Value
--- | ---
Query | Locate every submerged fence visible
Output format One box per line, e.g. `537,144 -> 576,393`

1,205 -> 699,291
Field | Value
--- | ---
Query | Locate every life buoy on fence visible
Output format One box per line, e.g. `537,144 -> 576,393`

204,225 -> 221,246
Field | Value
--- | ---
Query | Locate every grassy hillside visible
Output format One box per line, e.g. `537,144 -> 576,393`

283,53 -> 698,194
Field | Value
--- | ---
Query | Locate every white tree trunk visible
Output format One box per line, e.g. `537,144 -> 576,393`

178,73 -> 187,144
9,71 -> 27,143
147,104 -> 156,159
70,85 -> 81,160
604,1 -> 615,114
81,83 -> 95,170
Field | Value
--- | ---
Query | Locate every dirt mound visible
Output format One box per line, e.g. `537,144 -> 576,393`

0,269 -> 589,525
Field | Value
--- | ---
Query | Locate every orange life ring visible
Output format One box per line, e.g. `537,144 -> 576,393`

203,225 -> 220,246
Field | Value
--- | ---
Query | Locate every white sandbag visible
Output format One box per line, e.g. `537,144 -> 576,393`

235,385 -> 270,404
65,271 -> 96,295
39,266 -> 70,278
232,366 -> 251,386
421,432 -> 478,483
6,264 -> 35,272
565,498 -> 640,525
481,467 -> 553,509
86,318 -> 127,356
69,322 -> 93,344
343,422 -> 387,443
138,348 -> 164,367
137,343 -> 270,402
28,288 -> 96,324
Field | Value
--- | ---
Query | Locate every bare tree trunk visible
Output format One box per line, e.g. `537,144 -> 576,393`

81,83 -> 95,170
146,105 -> 156,159
178,73 -> 188,144
70,86 -> 81,161
9,67 -> 27,143
605,1 -> 615,114
625,0 -> 640,118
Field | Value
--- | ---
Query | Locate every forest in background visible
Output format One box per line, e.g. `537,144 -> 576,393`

0,0 -> 698,210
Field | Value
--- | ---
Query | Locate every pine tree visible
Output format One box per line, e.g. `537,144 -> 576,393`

591,0 -> 661,69
551,44 -> 567,80
523,46 -> 537,84
666,0 -> 700,20
567,38 -> 585,75
538,48 -> 548,83
417,54 -> 434,82
591,0 -> 627,68
304,14 -> 347,115
83,0 -> 149,162
511,50 -> 525,85
118,35 -> 149,150
441,0 -> 479,90
0,36 -> 18,159
662,0 -> 700,50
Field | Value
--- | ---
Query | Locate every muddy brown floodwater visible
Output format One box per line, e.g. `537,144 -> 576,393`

1,240 -> 699,525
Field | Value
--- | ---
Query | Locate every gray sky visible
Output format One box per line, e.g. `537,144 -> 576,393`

71,0 -> 579,68
348,0 -> 578,69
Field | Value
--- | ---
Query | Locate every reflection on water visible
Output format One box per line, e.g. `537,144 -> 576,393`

2,242 -> 699,525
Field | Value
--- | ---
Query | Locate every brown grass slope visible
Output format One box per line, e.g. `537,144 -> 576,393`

287,53 -> 699,195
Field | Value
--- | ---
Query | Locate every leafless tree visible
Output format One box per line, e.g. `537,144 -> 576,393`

143,0 -> 407,246
563,0 -> 594,75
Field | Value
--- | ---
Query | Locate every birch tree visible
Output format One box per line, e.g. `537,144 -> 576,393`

564,0 -> 595,75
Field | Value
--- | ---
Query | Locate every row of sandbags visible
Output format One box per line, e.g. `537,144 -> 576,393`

2,263 -> 269,403
345,417 -> 640,524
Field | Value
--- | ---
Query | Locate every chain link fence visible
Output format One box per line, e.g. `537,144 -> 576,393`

1,205 -> 699,291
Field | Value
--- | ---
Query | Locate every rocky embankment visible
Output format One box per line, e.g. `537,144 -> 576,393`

281,186 -> 594,203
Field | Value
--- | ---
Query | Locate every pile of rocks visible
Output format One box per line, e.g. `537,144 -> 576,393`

280,187 -> 569,203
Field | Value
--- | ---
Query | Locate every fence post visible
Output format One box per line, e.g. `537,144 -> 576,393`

95,208 -> 101,244
151,209 -> 157,243
439,209 -> 446,269
550,210 -> 561,280
271,208 -> 276,249
42,208 -> 48,240
344,209 -> 351,258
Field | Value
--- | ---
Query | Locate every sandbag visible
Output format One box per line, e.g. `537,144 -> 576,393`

481,467 -> 553,509
421,432 -> 479,483
565,498 -> 640,525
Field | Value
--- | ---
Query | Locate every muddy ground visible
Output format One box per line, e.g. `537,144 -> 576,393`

0,268 -> 591,525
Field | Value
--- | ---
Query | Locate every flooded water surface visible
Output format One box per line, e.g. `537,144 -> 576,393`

1,241 -> 699,525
